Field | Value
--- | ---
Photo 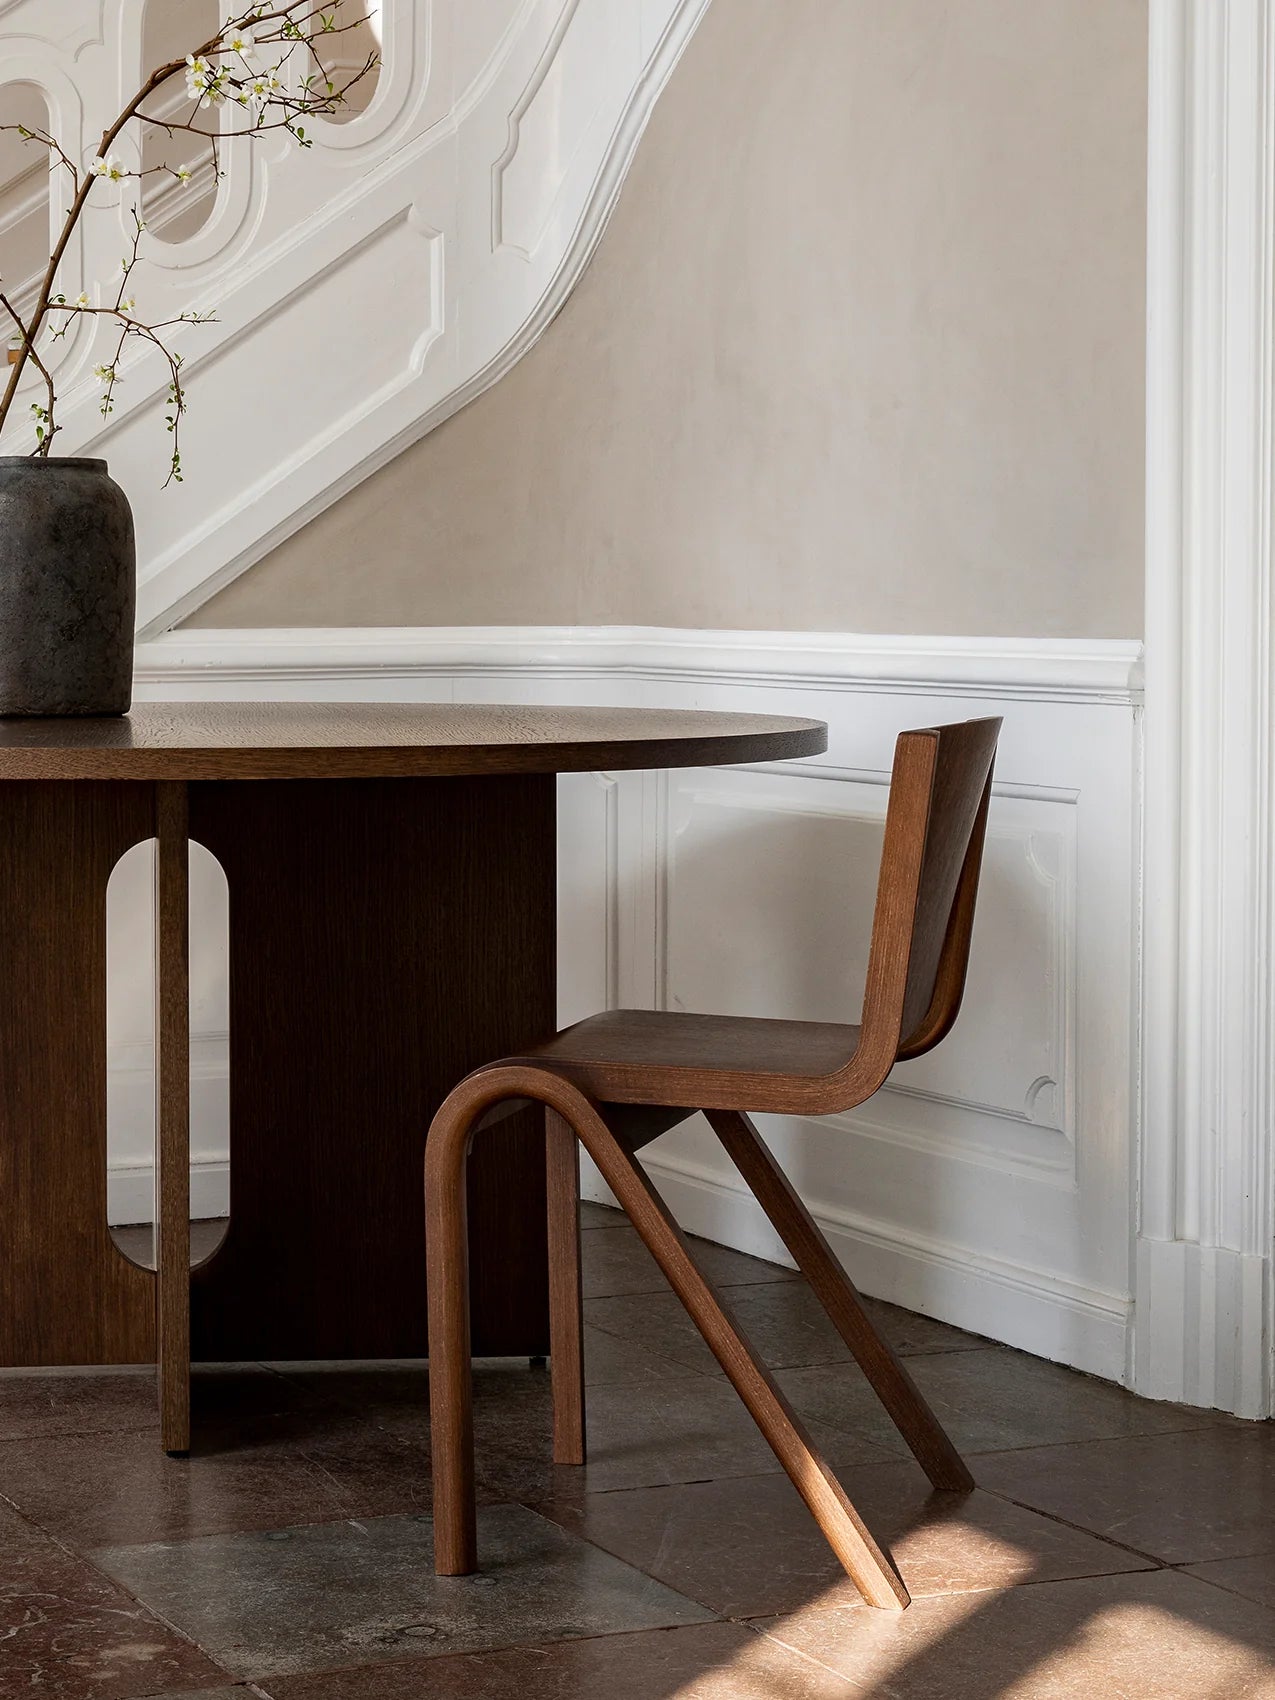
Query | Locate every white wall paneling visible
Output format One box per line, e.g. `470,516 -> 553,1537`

125,625 -> 1144,1391
1139,0 -> 1275,1418
0,0 -> 711,635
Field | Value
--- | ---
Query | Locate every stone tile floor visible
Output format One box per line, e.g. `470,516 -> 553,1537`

1,1203 -> 1272,1698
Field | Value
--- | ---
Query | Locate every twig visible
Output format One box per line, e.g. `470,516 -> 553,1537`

0,0 -> 377,465
0,293 -> 59,453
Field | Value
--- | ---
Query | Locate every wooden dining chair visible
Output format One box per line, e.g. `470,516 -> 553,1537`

425,716 -> 1002,1611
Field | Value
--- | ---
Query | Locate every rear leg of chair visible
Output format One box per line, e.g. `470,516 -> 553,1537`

706,1108 -> 973,1493
546,1109 -> 586,1464
582,1111 -> 908,1610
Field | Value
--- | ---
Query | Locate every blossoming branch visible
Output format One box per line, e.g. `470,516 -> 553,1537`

0,1 -> 377,484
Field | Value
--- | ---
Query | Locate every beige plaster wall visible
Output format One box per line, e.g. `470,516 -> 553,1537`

193,0 -> 1148,636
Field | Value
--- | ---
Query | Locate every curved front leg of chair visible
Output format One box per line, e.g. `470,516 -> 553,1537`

424,1065 -> 910,1610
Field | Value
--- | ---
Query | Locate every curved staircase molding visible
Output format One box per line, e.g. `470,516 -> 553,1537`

0,0 -> 711,637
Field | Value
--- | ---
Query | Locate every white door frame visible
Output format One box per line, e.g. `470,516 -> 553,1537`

1139,0 -> 1275,1417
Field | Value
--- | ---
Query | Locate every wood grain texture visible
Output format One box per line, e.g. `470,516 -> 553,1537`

0,703 -> 826,781
154,782 -> 191,1454
546,1108 -> 586,1465
0,782 -> 155,1366
187,775 -> 556,1361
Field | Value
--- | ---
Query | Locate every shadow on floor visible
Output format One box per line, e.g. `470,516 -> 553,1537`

2,1205 -> 1271,1698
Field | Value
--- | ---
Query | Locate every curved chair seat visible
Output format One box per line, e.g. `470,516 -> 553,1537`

492,1007 -> 864,1116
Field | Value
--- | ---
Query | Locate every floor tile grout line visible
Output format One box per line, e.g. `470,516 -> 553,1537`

1167,1560 -> 1275,1615
0,1487 -> 244,1681
513,1500 -> 727,1620
577,1317 -> 983,1378
86,1508 -> 444,1555
0,1398 -> 313,1445
746,1616 -> 869,1686
507,1444 -> 901,1505
961,1416 -> 1246,1461
240,1619 -> 750,1691
974,1485 -> 1173,1568
724,1553 -> 1168,1625
104,1577 -> 242,1682
0,1485 -> 111,1566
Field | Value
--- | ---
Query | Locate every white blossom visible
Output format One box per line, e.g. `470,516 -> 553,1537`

0,4 -> 381,481
184,55 -> 208,97
185,53 -> 226,106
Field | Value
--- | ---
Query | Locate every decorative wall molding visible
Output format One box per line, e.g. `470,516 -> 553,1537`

0,0 -> 712,637
1139,0 -> 1275,1418
123,624 -> 1144,1393
137,625 -> 1145,703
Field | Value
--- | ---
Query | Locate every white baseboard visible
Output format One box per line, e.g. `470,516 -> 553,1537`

107,1156 -> 229,1229
582,1149 -> 1131,1385
107,1033 -> 230,1227
1135,1236 -> 1270,1420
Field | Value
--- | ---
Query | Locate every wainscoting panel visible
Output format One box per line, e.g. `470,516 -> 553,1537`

131,627 -> 1142,1382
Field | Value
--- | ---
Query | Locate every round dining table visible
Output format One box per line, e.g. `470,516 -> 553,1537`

0,701 -> 826,1451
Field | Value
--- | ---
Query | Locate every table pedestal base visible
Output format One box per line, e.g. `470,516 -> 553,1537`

0,776 -> 556,1409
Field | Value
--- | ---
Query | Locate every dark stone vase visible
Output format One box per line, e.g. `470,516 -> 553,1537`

0,456 -> 136,716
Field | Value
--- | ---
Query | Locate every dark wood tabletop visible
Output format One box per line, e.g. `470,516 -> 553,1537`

0,701 -> 827,780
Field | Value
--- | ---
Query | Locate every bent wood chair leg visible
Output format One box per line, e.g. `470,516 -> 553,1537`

425,1091 -> 588,1575
427,1069 -> 907,1607
546,1108 -> 586,1464
706,1108 -> 974,1493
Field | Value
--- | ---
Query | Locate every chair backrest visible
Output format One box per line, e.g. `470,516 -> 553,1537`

854,718 -> 1001,1084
